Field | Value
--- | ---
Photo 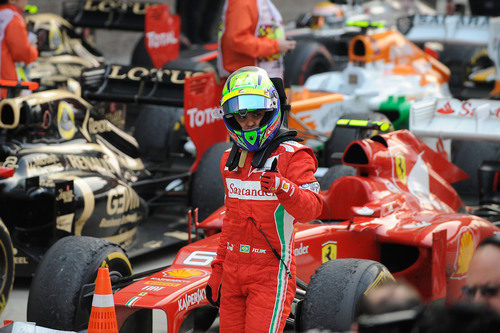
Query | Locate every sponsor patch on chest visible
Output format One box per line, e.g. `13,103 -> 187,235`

226,179 -> 277,200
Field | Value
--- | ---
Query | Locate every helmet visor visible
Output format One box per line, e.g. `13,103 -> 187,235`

222,95 -> 276,117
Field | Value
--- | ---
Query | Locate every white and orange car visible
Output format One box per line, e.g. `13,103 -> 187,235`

286,28 -> 451,164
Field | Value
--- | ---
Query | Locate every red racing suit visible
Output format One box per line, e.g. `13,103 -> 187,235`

0,4 -> 38,98
214,140 -> 323,332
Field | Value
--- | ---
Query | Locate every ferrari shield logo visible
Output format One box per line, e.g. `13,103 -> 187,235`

395,154 -> 407,185
322,241 -> 337,263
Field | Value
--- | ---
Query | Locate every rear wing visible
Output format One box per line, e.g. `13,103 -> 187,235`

81,63 -> 212,106
400,14 -> 490,46
81,64 -> 226,168
62,0 -> 159,30
409,97 -> 500,142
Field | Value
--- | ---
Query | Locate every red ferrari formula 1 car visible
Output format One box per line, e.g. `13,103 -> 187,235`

26,129 -> 499,332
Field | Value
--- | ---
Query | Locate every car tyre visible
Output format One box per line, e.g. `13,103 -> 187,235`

284,40 -> 334,86
438,44 -> 483,99
318,164 -> 356,191
451,140 -> 500,198
190,142 -> 231,221
133,104 -> 182,162
0,219 -> 14,315
27,236 -> 132,331
299,259 -> 393,332
130,36 -> 154,67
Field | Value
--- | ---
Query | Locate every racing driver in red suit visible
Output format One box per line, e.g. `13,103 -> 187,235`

206,66 -> 323,332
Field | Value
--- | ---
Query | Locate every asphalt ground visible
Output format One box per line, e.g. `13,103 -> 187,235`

2,0 -> 325,328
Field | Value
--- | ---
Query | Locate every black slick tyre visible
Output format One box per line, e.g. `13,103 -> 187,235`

27,236 -> 132,331
133,104 -> 181,162
190,142 -> 230,221
299,259 -> 393,332
130,36 -> 154,67
284,40 -> 333,86
451,140 -> 500,198
318,164 -> 356,191
0,219 -> 14,315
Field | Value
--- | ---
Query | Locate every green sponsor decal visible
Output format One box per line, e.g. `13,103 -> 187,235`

244,130 -> 257,145
25,5 -> 38,14
346,20 -> 385,28
378,96 -> 411,130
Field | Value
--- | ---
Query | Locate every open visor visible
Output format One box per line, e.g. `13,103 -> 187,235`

222,94 -> 276,116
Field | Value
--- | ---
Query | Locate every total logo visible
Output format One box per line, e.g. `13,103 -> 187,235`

294,243 -> 309,256
186,107 -> 220,128
146,31 -> 178,48
178,288 -> 206,311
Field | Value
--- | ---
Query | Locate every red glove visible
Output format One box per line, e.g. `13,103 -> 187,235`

206,259 -> 223,307
260,159 -> 295,196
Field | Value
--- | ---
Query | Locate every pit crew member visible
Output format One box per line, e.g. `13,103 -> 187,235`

217,0 -> 296,79
0,0 -> 38,97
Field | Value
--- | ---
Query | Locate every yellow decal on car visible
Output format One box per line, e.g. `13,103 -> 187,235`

164,269 -> 205,278
363,268 -> 395,295
144,280 -> 180,287
322,241 -> 337,263
456,230 -> 475,275
395,154 -> 407,185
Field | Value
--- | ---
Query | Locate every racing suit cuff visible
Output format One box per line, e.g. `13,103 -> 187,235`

276,182 -> 323,222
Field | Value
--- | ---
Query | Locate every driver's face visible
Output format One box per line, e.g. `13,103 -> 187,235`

234,110 -> 266,131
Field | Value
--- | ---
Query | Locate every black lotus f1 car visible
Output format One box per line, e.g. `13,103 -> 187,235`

0,57 -> 227,277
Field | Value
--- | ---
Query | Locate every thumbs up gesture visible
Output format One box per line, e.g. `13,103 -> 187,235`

261,159 -> 291,194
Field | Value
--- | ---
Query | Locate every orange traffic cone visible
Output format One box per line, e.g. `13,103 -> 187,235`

88,267 -> 118,333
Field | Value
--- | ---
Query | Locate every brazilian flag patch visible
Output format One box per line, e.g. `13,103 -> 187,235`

240,244 -> 250,253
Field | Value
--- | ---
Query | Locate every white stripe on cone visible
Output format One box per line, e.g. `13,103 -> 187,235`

91,293 -> 115,308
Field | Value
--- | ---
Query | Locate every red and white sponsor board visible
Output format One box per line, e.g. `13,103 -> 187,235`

184,72 -> 227,172
145,4 -> 180,69
410,98 -> 500,142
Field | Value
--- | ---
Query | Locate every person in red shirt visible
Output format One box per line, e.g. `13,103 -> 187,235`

217,0 -> 295,79
0,0 -> 38,97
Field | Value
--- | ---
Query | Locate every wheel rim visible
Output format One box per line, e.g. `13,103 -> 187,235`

0,240 -> 8,296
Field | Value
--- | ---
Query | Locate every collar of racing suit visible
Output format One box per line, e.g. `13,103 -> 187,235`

225,129 -> 302,171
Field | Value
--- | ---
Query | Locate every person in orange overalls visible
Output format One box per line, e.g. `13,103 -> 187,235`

217,0 -> 295,79
0,0 -> 38,97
